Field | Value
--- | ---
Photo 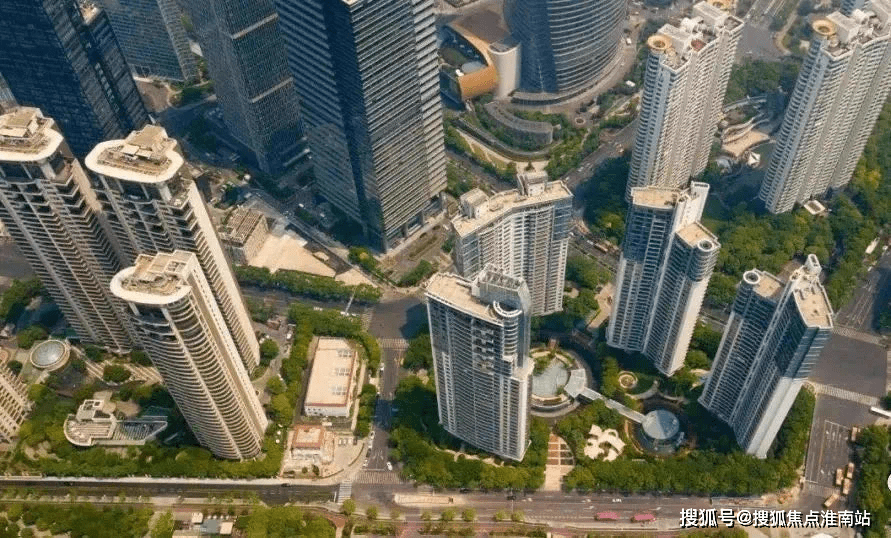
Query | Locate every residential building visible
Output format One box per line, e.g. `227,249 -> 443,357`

274,0 -> 447,251
177,0 -> 306,174
628,1 -> 743,197
0,0 -> 149,157
303,338 -> 357,418
0,107 -> 134,352
111,250 -> 268,460
758,2 -> 891,213
607,182 -> 719,375
86,125 -> 260,370
699,255 -> 832,457
95,0 -> 198,81
219,207 -> 269,265
0,366 -> 31,443
452,172 -> 572,316
426,267 -> 533,461
505,0 -> 627,95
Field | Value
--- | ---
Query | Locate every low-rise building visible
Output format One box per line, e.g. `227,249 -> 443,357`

303,338 -> 357,418
219,207 -> 269,265
63,394 -> 167,447
289,424 -> 334,464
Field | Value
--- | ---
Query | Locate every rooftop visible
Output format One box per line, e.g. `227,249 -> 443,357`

220,207 -> 266,245
0,107 -> 62,161
426,273 -> 496,322
789,256 -> 833,328
818,4 -> 891,57
85,125 -> 185,184
641,409 -> 680,440
452,180 -> 572,236
675,222 -> 719,249
630,187 -> 683,209
651,1 -> 743,69
746,270 -> 785,300
111,250 -> 195,305
291,425 -> 325,450
305,338 -> 356,409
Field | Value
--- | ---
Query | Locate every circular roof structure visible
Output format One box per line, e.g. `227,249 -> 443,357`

29,339 -> 69,371
641,409 -> 680,441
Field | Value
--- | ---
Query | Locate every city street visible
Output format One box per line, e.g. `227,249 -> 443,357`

834,249 -> 891,333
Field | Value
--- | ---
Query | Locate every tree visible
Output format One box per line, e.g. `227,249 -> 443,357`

440,509 -> 455,522
685,350 -> 711,370
421,510 -> 433,522
16,325 -> 47,349
102,365 -> 131,384
269,393 -> 294,425
266,377 -> 285,396
511,511 -> 524,522
494,510 -> 507,522
151,511 -> 175,538
83,345 -> 104,362
390,509 -> 401,521
6,360 -> 22,376
403,327 -> 433,371
341,498 -> 355,516
366,506 -> 378,521
461,508 -> 476,522
130,350 -> 152,366
260,339 -> 279,365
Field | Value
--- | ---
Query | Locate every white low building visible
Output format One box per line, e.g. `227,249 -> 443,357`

303,338 -> 357,418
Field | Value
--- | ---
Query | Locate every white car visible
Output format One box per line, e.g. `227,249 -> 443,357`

612,498 -> 622,503
387,462 -> 393,471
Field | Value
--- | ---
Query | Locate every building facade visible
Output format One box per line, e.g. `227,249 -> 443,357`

607,182 -> 719,375
0,108 -> 134,352
85,125 -> 259,370
219,207 -> 269,266
274,0 -> 447,251
758,2 -> 891,213
699,255 -> 832,457
0,364 -> 31,443
505,0 -> 627,95
628,1 -> 743,197
95,0 -> 197,81
0,0 -> 149,157
0,74 -> 15,112
111,250 -> 268,460
177,0 -> 306,174
426,267 -> 533,461
452,172 -> 572,316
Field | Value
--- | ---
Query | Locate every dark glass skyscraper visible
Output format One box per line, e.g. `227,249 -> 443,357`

506,0 -> 627,95
178,0 -> 307,175
0,0 -> 150,158
275,0 -> 447,251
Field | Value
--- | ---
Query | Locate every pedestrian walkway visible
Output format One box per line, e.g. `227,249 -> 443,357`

379,338 -> 409,350
809,382 -> 879,406
833,325 -> 883,346
336,480 -> 352,503
354,471 -> 404,485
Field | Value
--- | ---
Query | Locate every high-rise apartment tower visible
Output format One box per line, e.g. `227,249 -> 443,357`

628,1 -> 743,197
177,0 -> 306,174
274,0 -> 447,251
85,125 -> 259,370
607,182 -> 719,375
699,255 -> 832,457
426,267 -> 533,461
111,250 -> 268,460
96,0 -> 198,81
0,108 -> 133,352
506,0 -> 627,95
0,0 -> 149,157
758,1 -> 891,213
452,172 -> 572,316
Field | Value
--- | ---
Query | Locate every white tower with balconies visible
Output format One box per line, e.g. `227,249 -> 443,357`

628,1 -> 743,198
86,126 -> 259,370
426,266 -> 533,461
111,250 -> 268,460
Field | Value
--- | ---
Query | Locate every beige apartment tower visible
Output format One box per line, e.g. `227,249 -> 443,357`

0,107 -> 133,352
86,126 -> 259,370
452,172 -> 573,316
111,250 -> 268,460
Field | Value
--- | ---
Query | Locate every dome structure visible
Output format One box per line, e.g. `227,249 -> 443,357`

641,409 -> 680,441
29,339 -> 70,372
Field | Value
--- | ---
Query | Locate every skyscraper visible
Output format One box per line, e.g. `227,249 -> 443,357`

177,0 -> 306,174
0,107 -> 133,352
505,0 -> 627,95
452,172 -> 572,316
628,1 -> 743,197
95,0 -> 198,81
274,0 -> 447,251
426,267 -> 533,461
607,182 -> 719,375
758,2 -> 891,214
85,125 -> 259,370
111,250 -> 268,460
0,0 -> 150,157
699,255 -> 832,457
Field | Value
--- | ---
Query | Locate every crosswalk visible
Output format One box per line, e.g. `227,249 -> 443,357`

359,311 -> 373,331
354,471 -> 405,485
336,480 -> 352,502
832,325 -> 883,345
378,338 -> 409,350
809,382 -> 879,406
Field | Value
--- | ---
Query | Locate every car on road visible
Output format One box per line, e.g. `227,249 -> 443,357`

612,498 -> 622,503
